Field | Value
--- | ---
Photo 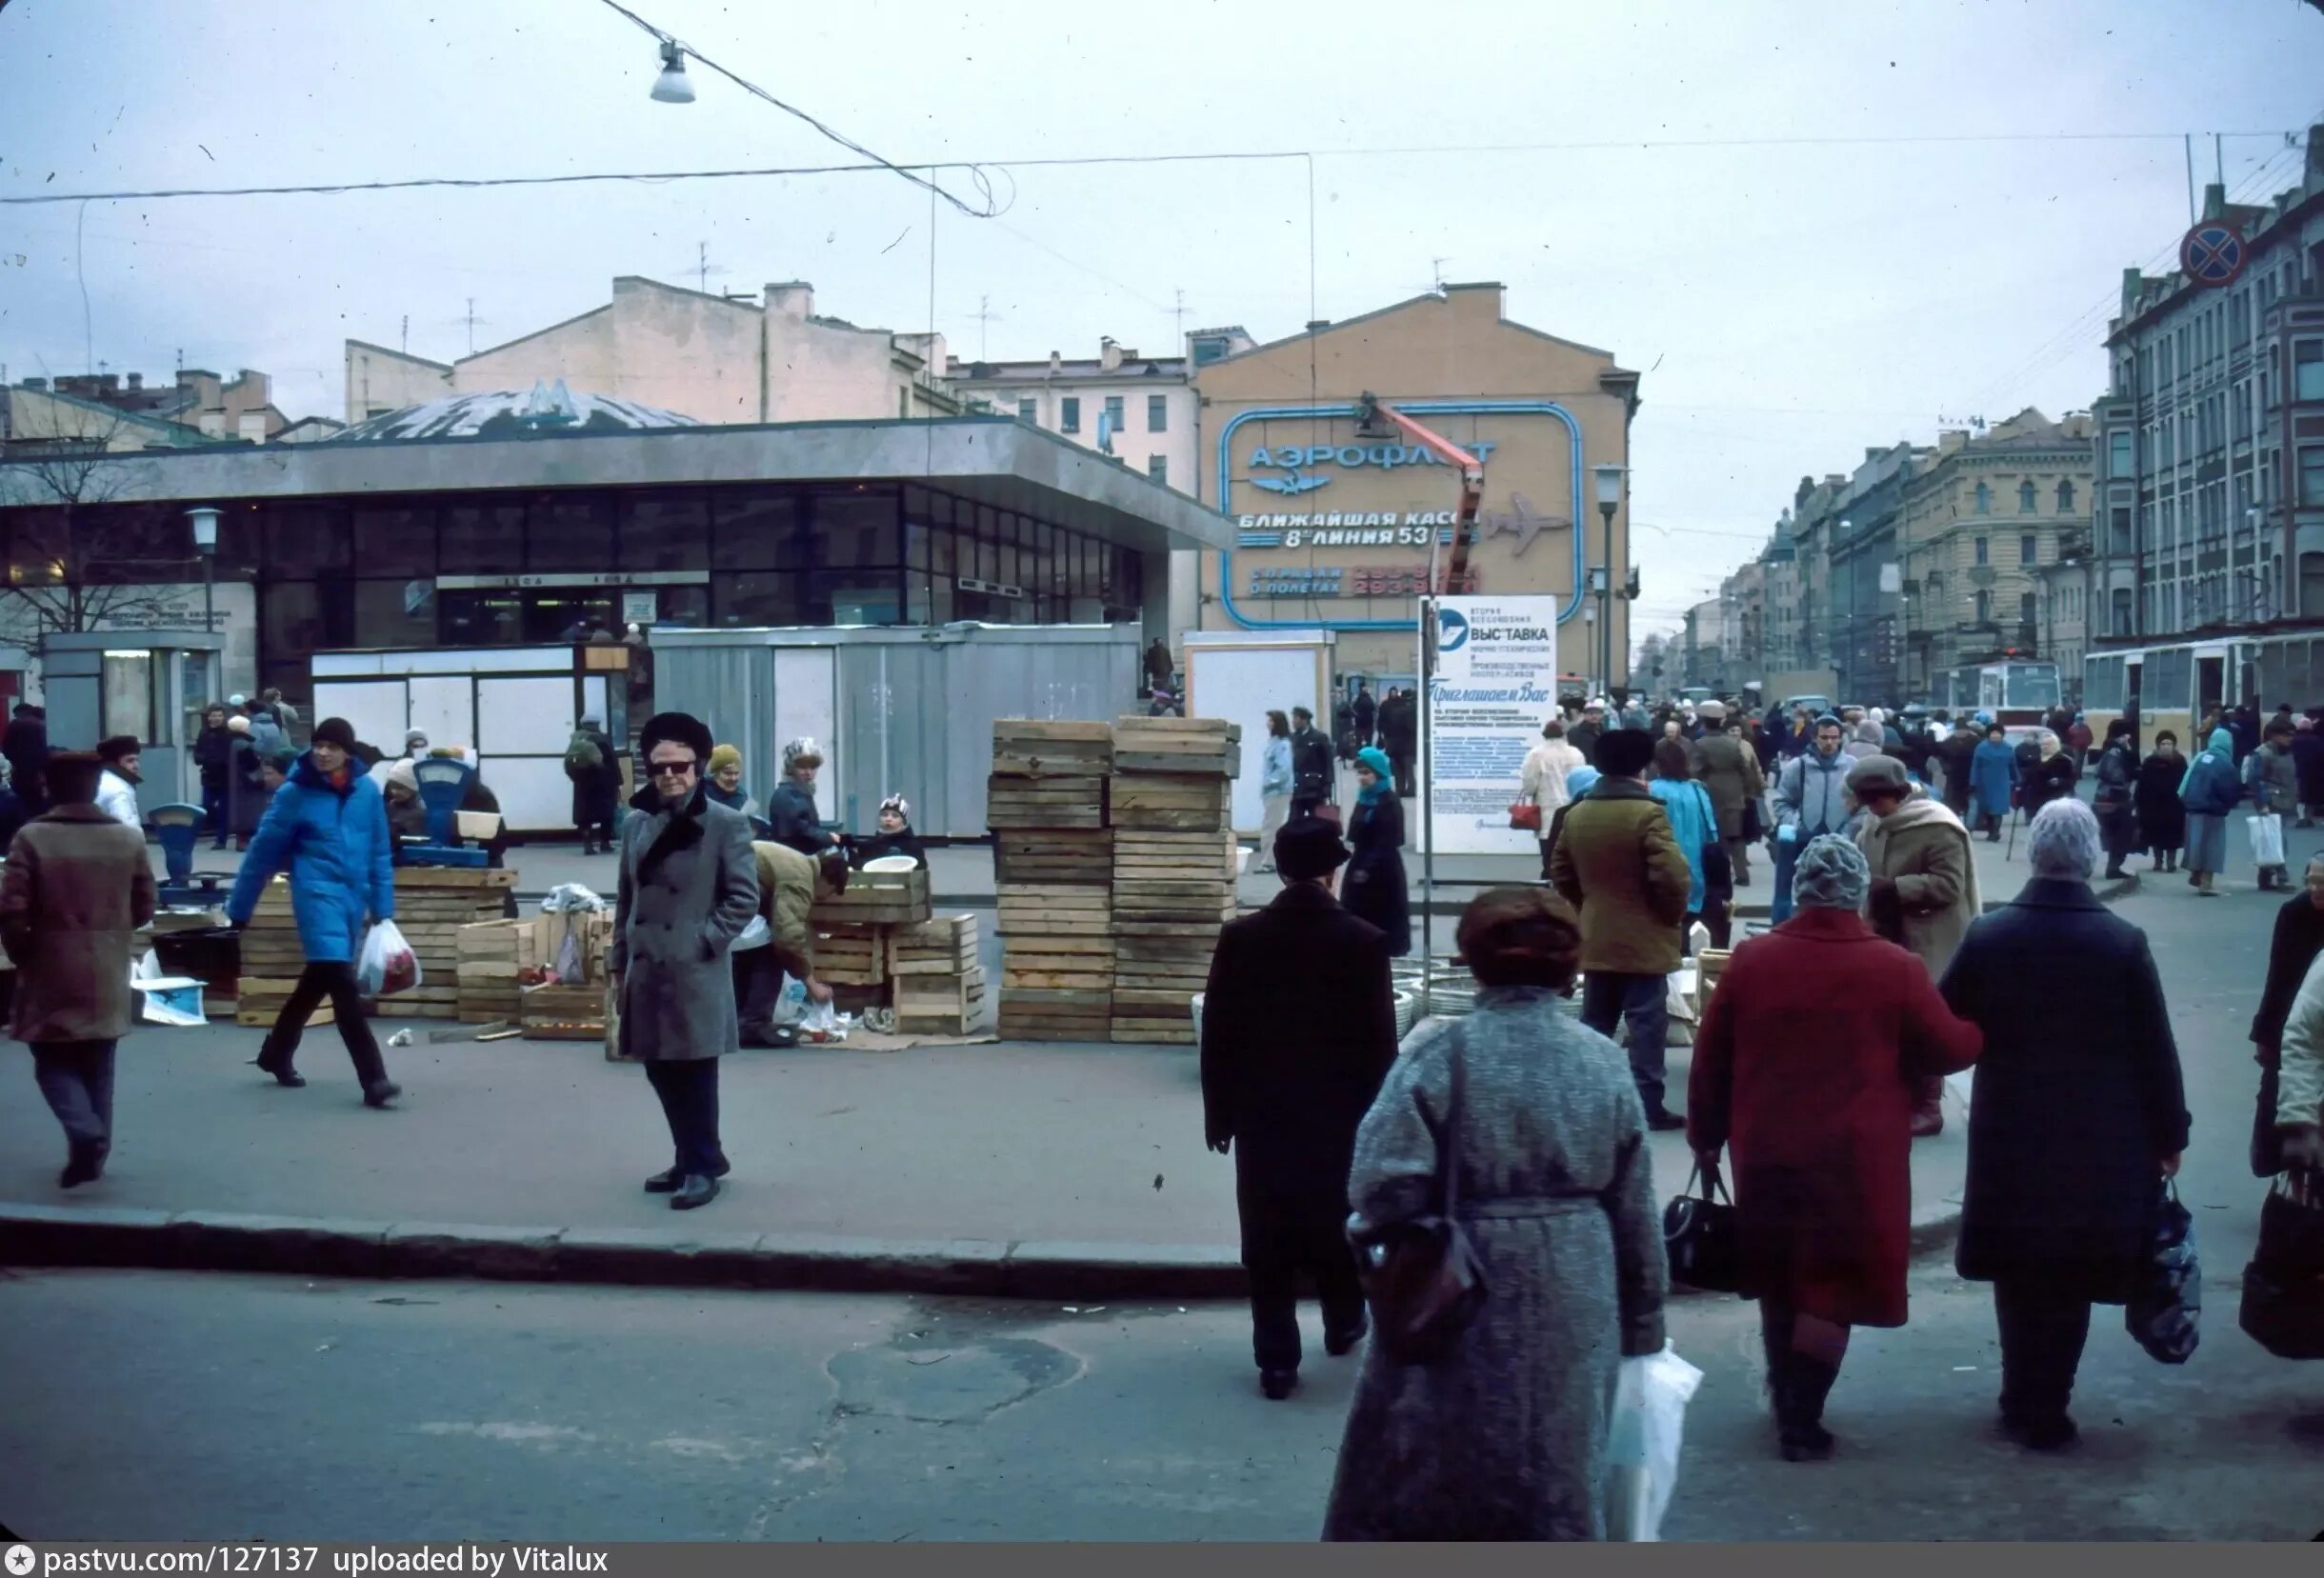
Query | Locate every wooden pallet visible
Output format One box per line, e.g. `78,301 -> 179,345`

986,774 -> 1109,830
991,719 -> 1114,779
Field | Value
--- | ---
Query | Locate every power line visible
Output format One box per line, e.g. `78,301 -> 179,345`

5,126 -> 2310,209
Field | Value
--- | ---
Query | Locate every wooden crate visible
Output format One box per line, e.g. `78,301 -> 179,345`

815,925 -> 890,988
1112,829 -> 1239,881
1108,771 -> 1231,832
892,914 -> 979,975
993,885 -> 1112,934
992,828 -> 1113,887
521,981 -> 609,1041
998,987 -> 1112,1042
1110,716 -> 1243,778
233,974 -> 333,1029
894,966 -> 987,1034
811,869 -> 931,929
985,774 -> 1108,830
992,719 -> 1113,778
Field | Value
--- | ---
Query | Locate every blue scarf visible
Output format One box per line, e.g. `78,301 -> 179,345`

1355,746 -> 1393,806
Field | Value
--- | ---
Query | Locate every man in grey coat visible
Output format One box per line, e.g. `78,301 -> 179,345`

611,711 -> 761,1210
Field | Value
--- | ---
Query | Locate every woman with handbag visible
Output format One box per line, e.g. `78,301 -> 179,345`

1650,737 -> 1731,951
1517,719 -> 1584,882
1323,887 -> 1667,1541
1688,835 -> 1981,1462
1342,748 -> 1411,957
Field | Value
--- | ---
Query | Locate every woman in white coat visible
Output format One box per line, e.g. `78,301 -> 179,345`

1518,718 -> 1587,881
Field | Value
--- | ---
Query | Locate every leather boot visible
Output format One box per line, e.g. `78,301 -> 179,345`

252,1038 -> 306,1088
1777,1354 -> 1838,1461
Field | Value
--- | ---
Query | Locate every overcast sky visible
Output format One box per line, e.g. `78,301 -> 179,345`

4,0 -> 2320,635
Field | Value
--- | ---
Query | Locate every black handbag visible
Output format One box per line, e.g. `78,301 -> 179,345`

1664,1160 -> 1743,1293
1354,1036 -> 1489,1364
1740,795 -> 1765,844
2126,1179 -> 2200,1364
2240,1169 -> 2324,1360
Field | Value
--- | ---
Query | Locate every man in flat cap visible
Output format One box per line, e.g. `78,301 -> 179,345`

1200,814 -> 1399,1401
1849,753 -> 1979,1138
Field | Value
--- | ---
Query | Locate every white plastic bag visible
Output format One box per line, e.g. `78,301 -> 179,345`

1604,1342 -> 1703,1542
356,918 -> 422,997
800,997 -> 842,1043
2248,812 -> 2285,868
772,976 -> 809,1029
731,913 -> 771,951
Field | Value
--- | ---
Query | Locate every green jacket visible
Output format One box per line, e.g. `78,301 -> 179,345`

1548,779 -> 1693,977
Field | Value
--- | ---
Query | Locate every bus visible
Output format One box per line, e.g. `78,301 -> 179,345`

2082,632 -> 2324,752
1942,660 -> 2062,740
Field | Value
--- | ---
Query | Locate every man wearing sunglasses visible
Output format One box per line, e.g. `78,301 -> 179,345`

611,710 -> 762,1210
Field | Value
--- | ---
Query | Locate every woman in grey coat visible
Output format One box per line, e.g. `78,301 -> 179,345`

611,711 -> 761,1211
1322,887 -> 1668,1542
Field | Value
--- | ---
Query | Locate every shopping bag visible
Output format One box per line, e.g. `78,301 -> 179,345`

2247,812 -> 2286,868
772,975 -> 809,1029
2126,1180 -> 2200,1364
1604,1342 -> 1704,1542
2239,1169 -> 2324,1359
355,918 -> 421,997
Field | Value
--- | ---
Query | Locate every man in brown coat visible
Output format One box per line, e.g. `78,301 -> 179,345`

1550,728 -> 1694,1128
1690,699 -> 1766,887
1850,754 -> 1980,1138
1,751 -> 157,1187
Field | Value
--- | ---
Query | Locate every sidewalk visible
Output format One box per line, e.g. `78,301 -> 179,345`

0,1018 -> 1972,1297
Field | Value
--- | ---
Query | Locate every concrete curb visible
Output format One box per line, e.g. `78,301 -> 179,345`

0,1199 -> 1963,1299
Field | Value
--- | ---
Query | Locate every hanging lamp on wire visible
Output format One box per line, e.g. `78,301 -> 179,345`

650,39 -> 694,103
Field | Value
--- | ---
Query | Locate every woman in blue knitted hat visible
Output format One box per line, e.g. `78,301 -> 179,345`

1341,747 -> 1410,956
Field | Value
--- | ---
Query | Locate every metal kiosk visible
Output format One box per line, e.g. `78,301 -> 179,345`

36,629 -> 226,820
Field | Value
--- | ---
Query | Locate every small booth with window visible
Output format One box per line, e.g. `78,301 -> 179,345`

38,628 -> 225,817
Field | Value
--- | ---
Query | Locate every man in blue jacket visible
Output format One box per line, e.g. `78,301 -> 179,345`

1770,715 -> 1854,925
226,717 -> 402,1107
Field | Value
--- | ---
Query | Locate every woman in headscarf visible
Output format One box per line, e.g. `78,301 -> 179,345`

1651,736 -> 1730,951
704,744 -> 755,817
1940,800 -> 2189,1450
2020,730 -> 2079,816
1690,835 -> 1981,1462
766,738 -> 838,857
1969,722 -> 2019,842
2134,729 -> 2186,873
2177,727 -> 2244,897
2090,718 -> 2141,881
1844,718 -> 1886,763
1341,746 -> 1410,956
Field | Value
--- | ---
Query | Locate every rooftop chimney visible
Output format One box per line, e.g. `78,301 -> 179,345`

765,281 -> 814,321
126,372 -> 143,390
1099,336 -> 1122,373
1048,350 -> 1062,375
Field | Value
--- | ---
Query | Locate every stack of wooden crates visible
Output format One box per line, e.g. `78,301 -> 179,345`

890,913 -> 983,1036
390,868 -> 516,1020
452,905 -> 613,1036
988,720 -> 1114,1041
1107,718 -> 1241,1046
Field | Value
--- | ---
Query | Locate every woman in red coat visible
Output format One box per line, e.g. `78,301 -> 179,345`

1689,834 -> 1981,1461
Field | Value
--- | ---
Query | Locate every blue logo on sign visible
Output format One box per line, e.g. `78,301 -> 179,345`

1252,469 -> 1330,496
1437,608 -> 1470,652
1245,438 -> 1500,497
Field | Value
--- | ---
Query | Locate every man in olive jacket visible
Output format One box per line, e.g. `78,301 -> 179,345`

1689,699 -> 1766,886
734,840 -> 849,1044
1550,728 -> 1693,1128
611,711 -> 761,1211
1,751 -> 157,1187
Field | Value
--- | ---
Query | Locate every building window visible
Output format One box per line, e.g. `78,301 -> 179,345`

1974,589 -> 1992,624
1974,482 -> 1992,514
1016,398 -> 1037,425
1146,454 -> 1168,487
1060,397 -> 1081,433
2019,591 -> 2037,627
2056,480 -> 2075,513
899,387 -> 911,420
1103,394 -> 1125,433
2109,431 -> 2133,477
2018,481 -> 2037,512
1192,336 -> 1232,367
2112,588 -> 2134,635
2297,341 -> 2324,402
2302,447 -> 2324,508
1974,536 -> 1989,566
2020,534 -> 2037,566
1147,394 -> 1168,433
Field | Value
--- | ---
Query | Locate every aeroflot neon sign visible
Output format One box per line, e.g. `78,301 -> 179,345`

1245,439 -> 1501,496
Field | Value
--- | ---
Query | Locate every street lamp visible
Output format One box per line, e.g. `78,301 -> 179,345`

649,39 -> 695,103
186,506 -> 219,635
1593,464 -> 1624,697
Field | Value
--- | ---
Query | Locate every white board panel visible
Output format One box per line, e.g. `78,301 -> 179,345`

1188,645 -> 1325,833
772,647 -> 836,821
312,681 -> 408,757
312,652 -> 390,678
479,755 -> 573,832
476,676 -> 578,755
407,675 -> 472,753
1427,595 -> 1562,856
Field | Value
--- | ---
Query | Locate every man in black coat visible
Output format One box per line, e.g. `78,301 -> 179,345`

2247,851 -> 2324,1177
1287,706 -> 1335,819
1351,680 -> 1376,749
1201,815 -> 1398,1401
1939,800 -> 2189,1451
1379,689 -> 1418,797
567,713 -> 621,854
1933,717 -> 1979,818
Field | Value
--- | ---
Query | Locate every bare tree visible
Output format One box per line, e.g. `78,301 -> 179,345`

0,403 -> 187,639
